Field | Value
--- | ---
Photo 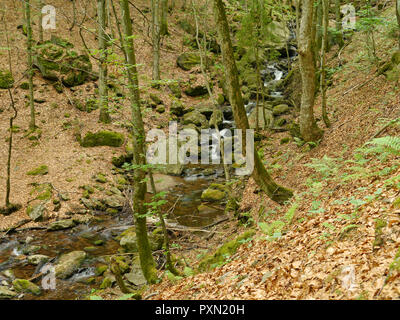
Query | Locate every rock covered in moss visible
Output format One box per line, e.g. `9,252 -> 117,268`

27,165 -> 48,176
27,254 -> 50,266
47,219 -> 76,231
177,52 -> 201,71
273,104 -> 290,116
33,37 -> 93,87
26,203 -> 45,222
0,69 -> 14,89
12,279 -> 41,296
55,251 -> 86,279
80,131 -> 124,148
184,84 -> 208,97
201,184 -> 226,202
198,230 -> 255,272
119,228 -> 163,253
183,110 -> 209,128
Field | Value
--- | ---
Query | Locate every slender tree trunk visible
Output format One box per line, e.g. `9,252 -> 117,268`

25,0 -> 36,131
335,0 -> 344,48
38,0 -> 43,42
396,0 -> 400,49
298,0 -> 323,142
320,0 -> 331,128
151,0 -> 161,81
5,90 -> 17,208
160,0 -> 169,36
119,0 -> 157,284
212,0 -> 293,204
98,0 -> 111,123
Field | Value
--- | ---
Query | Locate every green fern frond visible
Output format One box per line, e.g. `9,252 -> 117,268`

365,136 -> 400,154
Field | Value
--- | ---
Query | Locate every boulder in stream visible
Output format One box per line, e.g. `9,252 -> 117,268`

55,251 -> 87,279
0,286 -> 17,299
12,279 -> 41,296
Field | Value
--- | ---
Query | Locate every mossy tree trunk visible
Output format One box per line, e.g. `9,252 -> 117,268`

6,89 -> 17,208
212,0 -> 293,204
25,0 -> 36,131
160,0 -> 169,36
396,0 -> 400,49
119,0 -> 157,284
98,0 -> 111,123
298,0 -> 323,142
38,0 -> 43,43
320,0 -> 331,128
151,0 -> 161,81
335,0 -> 344,48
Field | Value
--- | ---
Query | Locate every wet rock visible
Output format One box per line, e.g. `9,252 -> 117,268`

201,187 -> 226,202
27,254 -> 50,266
47,219 -> 76,231
21,245 -> 41,255
119,228 -> 163,253
55,251 -> 87,279
12,279 -> 41,296
0,286 -> 17,299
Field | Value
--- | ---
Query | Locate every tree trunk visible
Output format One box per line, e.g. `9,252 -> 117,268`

98,0 -> 111,123
160,0 -> 169,36
298,0 -> 323,142
38,0 -> 43,42
119,0 -> 157,284
212,0 -> 293,204
151,0 -> 161,81
335,0 -> 344,48
25,0 -> 36,131
320,0 -> 331,128
396,0 -> 400,49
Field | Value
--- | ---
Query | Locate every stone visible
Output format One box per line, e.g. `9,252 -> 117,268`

124,270 -> 146,287
184,85 -> 208,97
12,279 -> 41,296
27,204 -> 45,222
0,286 -> 17,299
103,195 -> 124,209
146,174 -> 183,193
183,110 -> 209,128
47,219 -> 76,231
273,104 -> 290,116
27,254 -> 50,265
176,52 -> 201,71
119,229 -> 163,253
170,100 -> 186,116
55,251 -> 87,279
80,131 -> 124,148
201,188 -> 226,202
156,105 -> 165,113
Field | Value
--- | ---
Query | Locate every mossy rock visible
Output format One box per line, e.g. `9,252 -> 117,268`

33,40 -> 92,87
12,279 -> 41,296
393,197 -> 400,209
391,51 -> 400,65
170,100 -> 186,116
81,131 -> 124,148
198,230 -> 255,272
272,104 -> 290,116
0,70 -> 14,89
26,203 -> 45,222
184,85 -> 208,97
27,165 -> 48,176
183,110 -> 209,128
177,52 -> 201,71
201,188 -> 226,202
167,82 -> 182,98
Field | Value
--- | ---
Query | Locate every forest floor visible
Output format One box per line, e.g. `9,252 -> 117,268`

0,0 -> 399,300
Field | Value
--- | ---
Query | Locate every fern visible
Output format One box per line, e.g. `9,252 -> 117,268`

365,136 -> 400,155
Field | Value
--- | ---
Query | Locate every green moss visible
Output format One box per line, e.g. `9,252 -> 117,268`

100,277 -> 113,289
373,218 -> 387,249
20,82 -> 29,90
95,265 -> 108,276
12,279 -> 41,296
81,131 -> 124,148
198,230 -> 255,272
0,70 -> 14,89
393,197 -> 400,209
27,165 -> 49,176
280,137 -> 290,144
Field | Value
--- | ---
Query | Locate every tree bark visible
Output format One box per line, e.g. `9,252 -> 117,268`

25,0 -> 36,131
98,0 -> 111,123
397,0 -> 400,49
212,0 -> 293,204
320,0 -> 331,128
298,0 -> 323,142
119,0 -> 157,284
151,0 -> 161,81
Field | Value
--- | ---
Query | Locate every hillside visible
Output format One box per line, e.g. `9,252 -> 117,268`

0,0 -> 399,301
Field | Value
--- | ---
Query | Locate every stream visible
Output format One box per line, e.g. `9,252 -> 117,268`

0,39 -> 297,300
